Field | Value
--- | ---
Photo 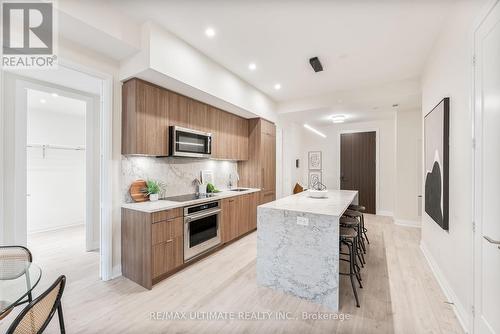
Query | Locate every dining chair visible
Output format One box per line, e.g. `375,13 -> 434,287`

6,275 -> 66,334
0,246 -> 33,305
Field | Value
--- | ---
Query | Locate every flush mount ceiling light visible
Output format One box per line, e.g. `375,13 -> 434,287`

51,93 -> 58,97
274,83 -> 281,90
40,99 -> 46,104
331,115 -> 346,123
304,124 -> 326,138
205,27 -> 216,38
248,63 -> 257,71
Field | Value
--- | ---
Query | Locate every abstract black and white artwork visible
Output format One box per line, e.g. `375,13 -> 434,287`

308,151 -> 322,170
308,171 -> 322,189
424,97 -> 449,230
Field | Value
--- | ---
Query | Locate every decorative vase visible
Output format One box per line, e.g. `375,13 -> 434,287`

149,193 -> 159,201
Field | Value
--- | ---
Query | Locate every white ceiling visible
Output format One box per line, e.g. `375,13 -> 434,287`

107,0 -> 454,102
28,89 -> 86,117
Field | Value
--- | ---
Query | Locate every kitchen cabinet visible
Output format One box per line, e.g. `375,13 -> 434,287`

215,110 -> 249,161
168,91 -> 189,128
122,78 -> 249,160
221,197 -> 238,243
122,191 -> 260,289
121,207 -> 183,289
238,119 -> 276,204
220,192 -> 259,244
248,191 -> 259,230
151,217 -> 183,279
122,79 -> 169,156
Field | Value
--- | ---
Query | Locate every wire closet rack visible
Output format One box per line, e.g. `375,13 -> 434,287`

27,143 -> 86,159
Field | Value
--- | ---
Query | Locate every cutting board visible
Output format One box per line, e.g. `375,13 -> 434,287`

129,179 -> 148,202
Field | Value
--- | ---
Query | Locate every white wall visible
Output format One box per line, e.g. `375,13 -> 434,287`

121,22 -> 278,122
27,107 -> 86,233
54,40 -> 124,276
280,118 -> 396,214
420,1 -> 487,331
395,110 -> 422,225
279,120 -> 305,197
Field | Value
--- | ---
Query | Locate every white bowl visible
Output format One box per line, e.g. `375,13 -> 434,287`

307,189 -> 328,198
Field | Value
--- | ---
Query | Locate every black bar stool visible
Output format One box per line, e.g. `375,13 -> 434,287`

348,205 -> 369,245
339,226 -> 362,308
340,216 -> 365,267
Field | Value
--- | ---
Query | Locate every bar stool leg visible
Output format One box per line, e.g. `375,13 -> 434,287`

348,241 -> 361,307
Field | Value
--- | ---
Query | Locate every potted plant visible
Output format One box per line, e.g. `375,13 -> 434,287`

143,180 -> 165,201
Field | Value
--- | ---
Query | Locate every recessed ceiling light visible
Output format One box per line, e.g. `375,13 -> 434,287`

331,115 -> 346,123
51,93 -> 58,97
40,99 -> 46,104
248,63 -> 257,71
274,83 -> 281,90
304,124 -> 327,138
205,27 -> 216,38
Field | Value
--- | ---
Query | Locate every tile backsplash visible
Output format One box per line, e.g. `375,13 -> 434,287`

121,156 -> 238,202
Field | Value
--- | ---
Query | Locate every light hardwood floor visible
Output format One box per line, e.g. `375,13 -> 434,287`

1,215 -> 463,334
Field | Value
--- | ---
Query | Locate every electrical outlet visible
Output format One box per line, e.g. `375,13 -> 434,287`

297,217 -> 309,226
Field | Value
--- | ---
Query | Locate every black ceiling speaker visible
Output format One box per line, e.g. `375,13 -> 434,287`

309,57 -> 323,72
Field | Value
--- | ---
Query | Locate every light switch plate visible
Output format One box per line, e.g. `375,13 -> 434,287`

296,217 -> 309,226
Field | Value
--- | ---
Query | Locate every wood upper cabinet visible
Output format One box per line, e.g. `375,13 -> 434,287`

122,78 -> 248,160
168,92 -> 189,128
187,99 -> 209,132
214,110 -> 248,161
238,119 -> 276,204
122,79 -> 169,156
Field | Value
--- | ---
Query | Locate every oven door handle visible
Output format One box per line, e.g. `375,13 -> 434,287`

185,208 -> 221,223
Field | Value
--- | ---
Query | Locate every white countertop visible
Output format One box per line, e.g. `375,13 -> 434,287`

258,189 -> 358,217
122,188 -> 260,213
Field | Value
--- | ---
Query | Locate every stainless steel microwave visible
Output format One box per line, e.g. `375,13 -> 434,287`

170,126 -> 212,158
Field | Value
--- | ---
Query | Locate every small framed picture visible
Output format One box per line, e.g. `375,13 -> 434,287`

308,151 -> 322,170
308,171 -> 322,189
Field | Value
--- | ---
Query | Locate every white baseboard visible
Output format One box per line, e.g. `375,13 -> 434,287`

377,210 -> 394,217
420,241 -> 470,333
112,265 -> 122,280
28,222 -> 84,234
394,219 -> 421,228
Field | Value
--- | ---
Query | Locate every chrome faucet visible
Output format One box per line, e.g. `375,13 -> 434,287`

228,172 -> 240,189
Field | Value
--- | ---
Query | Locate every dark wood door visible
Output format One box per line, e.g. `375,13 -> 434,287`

340,132 -> 376,213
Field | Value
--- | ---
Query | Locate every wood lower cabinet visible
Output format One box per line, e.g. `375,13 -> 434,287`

220,192 -> 260,244
151,217 -> 183,279
122,193 -> 260,289
122,207 -> 183,289
221,197 -> 238,243
238,119 -> 276,204
122,78 -> 249,160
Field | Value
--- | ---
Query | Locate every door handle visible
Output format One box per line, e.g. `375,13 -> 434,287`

483,235 -> 500,247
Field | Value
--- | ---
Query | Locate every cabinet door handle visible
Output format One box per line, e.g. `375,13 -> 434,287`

166,239 -> 173,243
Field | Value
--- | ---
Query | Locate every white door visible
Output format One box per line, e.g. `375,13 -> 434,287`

474,1 -> 500,333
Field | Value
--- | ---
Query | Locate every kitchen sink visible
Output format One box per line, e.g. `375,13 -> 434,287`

229,188 -> 250,192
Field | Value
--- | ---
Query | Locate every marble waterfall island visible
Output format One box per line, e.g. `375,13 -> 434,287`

256,190 -> 358,311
